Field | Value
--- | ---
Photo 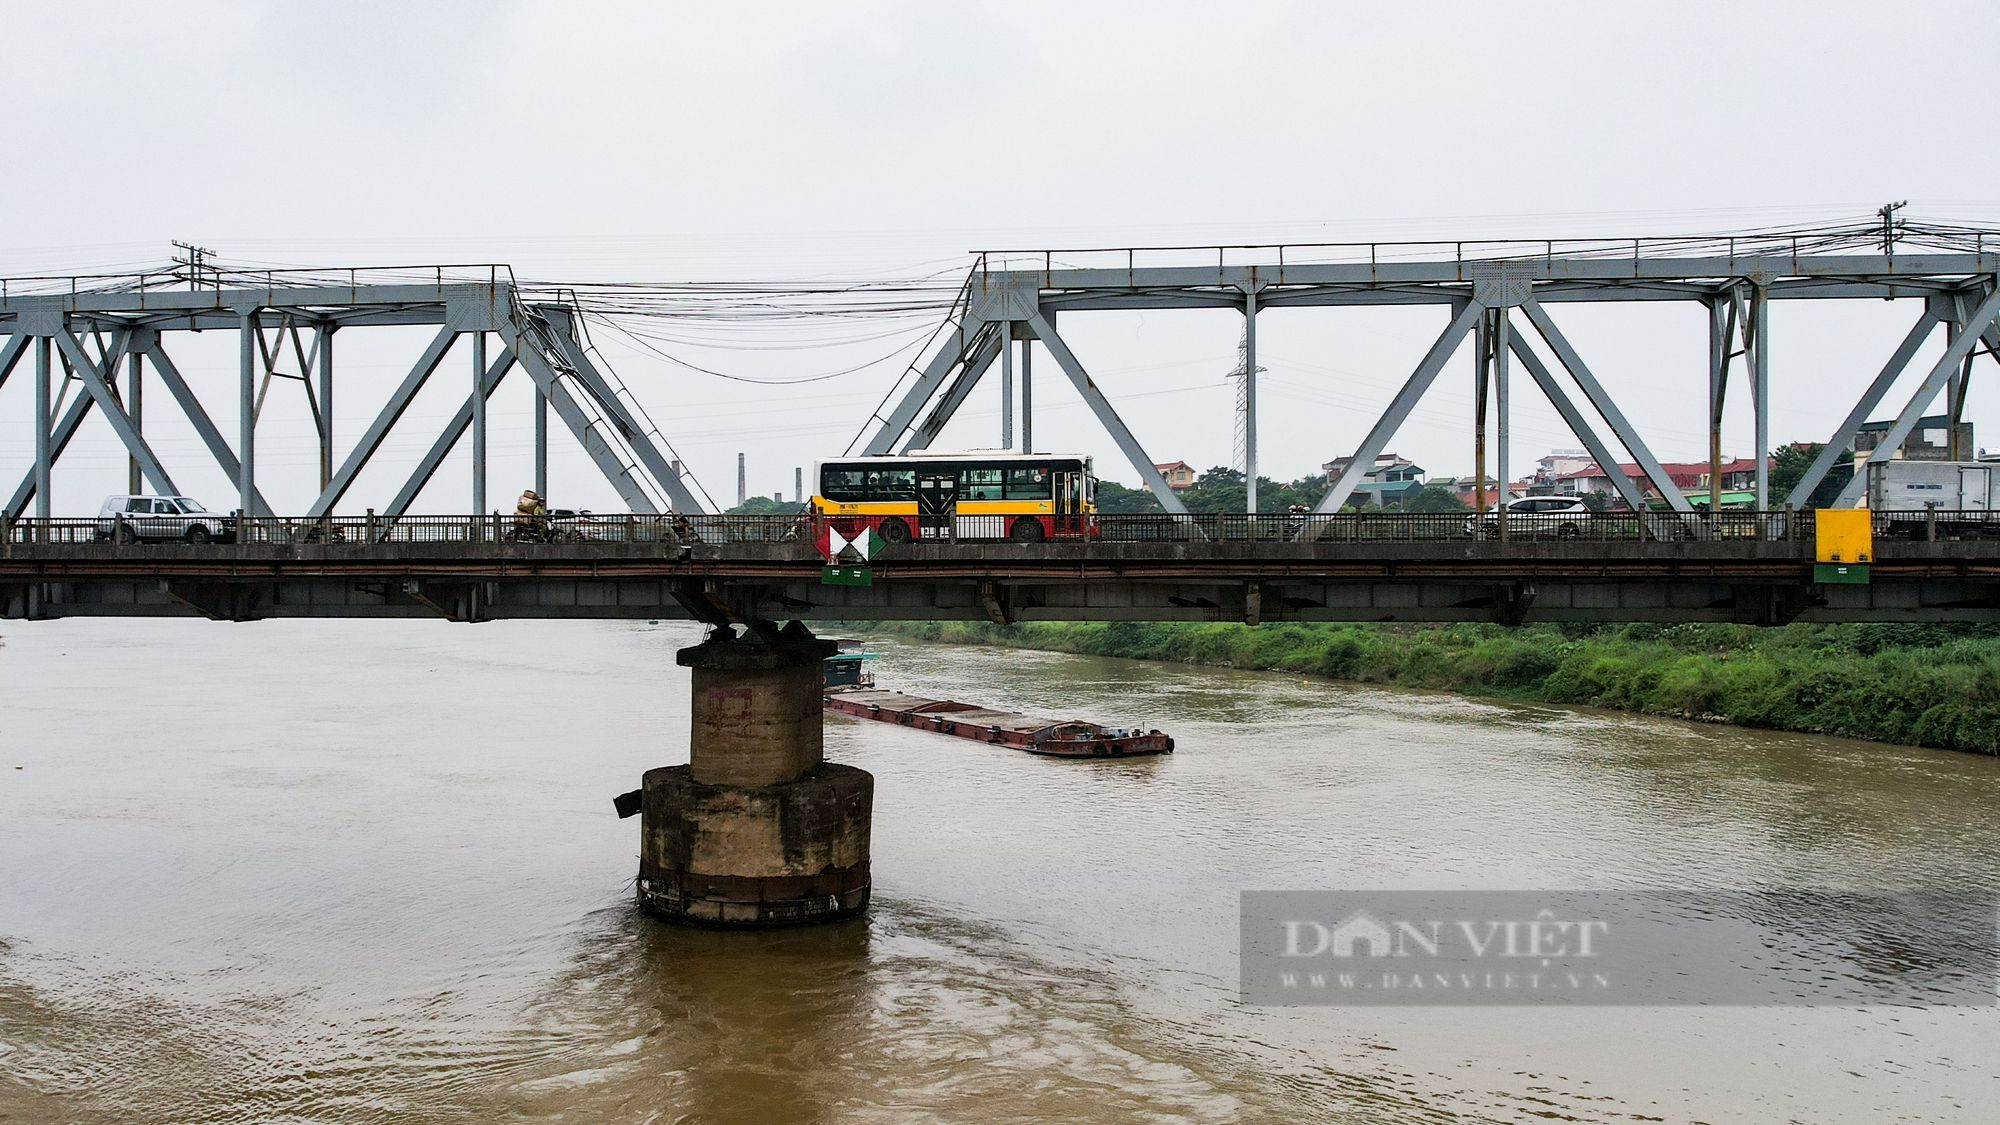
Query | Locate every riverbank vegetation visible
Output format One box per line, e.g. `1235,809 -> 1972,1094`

864,620 -> 2000,755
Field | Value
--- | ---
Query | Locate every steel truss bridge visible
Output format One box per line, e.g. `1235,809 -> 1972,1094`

2,511 -> 1997,625
857,223 -> 2000,519
0,265 -> 702,526
3,227 -> 1999,626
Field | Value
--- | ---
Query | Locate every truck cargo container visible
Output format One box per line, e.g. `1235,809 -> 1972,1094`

1865,459 -> 1999,537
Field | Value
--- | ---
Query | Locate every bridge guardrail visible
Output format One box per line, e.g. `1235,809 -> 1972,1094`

29,508 -> 2000,549
1871,508 -> 2000,541
1089,509 -> 1810,543
0,512 -> 812,547
0,509 -> 1843,548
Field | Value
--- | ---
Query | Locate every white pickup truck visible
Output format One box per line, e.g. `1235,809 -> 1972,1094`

1865,460 -> 1999,537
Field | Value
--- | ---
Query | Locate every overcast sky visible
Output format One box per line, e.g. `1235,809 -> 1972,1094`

6,1 -> 2000,513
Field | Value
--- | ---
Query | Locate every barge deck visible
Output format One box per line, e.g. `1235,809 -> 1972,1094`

824,689 -> 1173,758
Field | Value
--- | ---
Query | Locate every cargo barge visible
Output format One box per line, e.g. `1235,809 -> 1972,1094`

823,689 -> 1174,758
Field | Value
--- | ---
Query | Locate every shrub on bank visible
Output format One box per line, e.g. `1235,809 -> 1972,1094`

865,620 -> 2000,755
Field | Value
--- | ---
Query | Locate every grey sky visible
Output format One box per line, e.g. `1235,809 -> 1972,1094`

6,1 -> 1998,511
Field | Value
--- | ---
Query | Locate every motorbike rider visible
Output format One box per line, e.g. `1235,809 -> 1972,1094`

1284,503 -> 1309,541
515,489 -> 547,539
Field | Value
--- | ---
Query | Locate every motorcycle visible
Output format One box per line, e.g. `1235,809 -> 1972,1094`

506,519 -> 584,544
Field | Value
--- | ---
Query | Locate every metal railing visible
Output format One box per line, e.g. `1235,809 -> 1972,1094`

973,221 -> 2000,276
0,512 -> 812,547
12,508 -> 2000,550
1089,509 -> 1812,543
0,262 -> 518,300
1873,508 -> 2000,541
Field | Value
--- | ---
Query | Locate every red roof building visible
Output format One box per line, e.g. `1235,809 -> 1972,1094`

1557,458 -> 1765,499
1153,461 -> 1197,490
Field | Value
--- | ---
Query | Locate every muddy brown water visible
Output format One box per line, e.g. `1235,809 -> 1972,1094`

2,619 -> 1997,1123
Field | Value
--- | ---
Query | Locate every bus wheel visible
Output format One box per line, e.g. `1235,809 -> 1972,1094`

879,517 -> 912,544
1010,518 -> 1046,543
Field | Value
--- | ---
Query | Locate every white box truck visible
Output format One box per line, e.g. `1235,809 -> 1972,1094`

1865,459 -> 2000,537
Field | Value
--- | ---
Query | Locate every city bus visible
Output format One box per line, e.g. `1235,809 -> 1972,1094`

813,452 -> 1096,546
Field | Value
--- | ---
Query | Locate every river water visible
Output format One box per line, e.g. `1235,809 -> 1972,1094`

2,618 -> 1997,1124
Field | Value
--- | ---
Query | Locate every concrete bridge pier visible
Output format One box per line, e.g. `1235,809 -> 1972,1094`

635,621 -> 873,926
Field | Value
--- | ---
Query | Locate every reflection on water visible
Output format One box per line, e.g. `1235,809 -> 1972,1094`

3,619 -> 1999,1123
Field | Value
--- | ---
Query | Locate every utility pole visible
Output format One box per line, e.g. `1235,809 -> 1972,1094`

171,241 -> 217,289
795,466 -> 803,503
737,453 -> 746,508
1879,200 -> 1906,256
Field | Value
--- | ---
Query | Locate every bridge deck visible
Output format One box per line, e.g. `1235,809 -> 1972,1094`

3,531 -> 1994,624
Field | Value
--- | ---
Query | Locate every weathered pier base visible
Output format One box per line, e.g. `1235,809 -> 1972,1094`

637,622 -> 873,926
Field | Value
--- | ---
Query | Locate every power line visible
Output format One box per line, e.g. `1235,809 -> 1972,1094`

588,312 -> 938,385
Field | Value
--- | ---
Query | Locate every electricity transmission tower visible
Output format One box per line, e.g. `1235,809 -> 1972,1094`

1225,328 -> 1263,475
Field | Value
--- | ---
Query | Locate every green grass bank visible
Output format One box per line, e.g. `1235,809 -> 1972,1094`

862,620 -> 2000,756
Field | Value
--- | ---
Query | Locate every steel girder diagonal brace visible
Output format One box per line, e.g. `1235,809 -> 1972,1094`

1831,280 -> 2000,507
51,331 -> 181,497
858,319 -> 997,455
3,333 -> 132,519
142,336 -> 276,517
383,347 -> 517,518
1024,310 -> 1189,514
1787,310 -> 1938,508
1517,300 -> 1695,514
535,309 -> 706,513
496,319 -> 661,514
1504,323 -> 1653,515
1315,302 -> 1486,514
0,334 -> 30,516
903,327 -> 1002,452
306,326 -> 460,518
0,333 -> 29,392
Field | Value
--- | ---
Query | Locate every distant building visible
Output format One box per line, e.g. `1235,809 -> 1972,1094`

1533,449 -> 1593,486
1323,453 -> 1426,507
1430,475 -> 1534,506
1855,415 -> 1973,463
1153,461 -> 1197,490
1557,457 -> 1768,505
1426,476 -> 1481,506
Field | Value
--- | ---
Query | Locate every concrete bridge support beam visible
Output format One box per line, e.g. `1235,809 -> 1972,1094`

636,623 -> 872,927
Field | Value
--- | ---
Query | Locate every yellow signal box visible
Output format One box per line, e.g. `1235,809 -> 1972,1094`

1814,508 -> 1873,584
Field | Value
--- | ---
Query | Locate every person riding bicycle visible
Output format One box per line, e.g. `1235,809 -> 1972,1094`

515,489 -> 548,539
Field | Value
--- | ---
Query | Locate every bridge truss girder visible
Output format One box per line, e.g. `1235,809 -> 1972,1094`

863,251 -> 2000,518
0,281 -> 704,520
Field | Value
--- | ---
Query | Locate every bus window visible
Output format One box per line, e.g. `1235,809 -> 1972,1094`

960,468 -> 1003,500
864,469 -> 915,502
1003,467 -> 1050,500
822,469 -> 866,502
